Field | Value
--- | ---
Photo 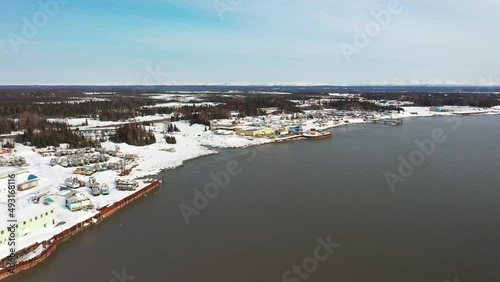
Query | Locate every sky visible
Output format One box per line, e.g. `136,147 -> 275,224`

0,0 -> 499,85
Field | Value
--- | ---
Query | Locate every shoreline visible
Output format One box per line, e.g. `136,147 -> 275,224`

1,112 -> 498,280
0,181 -> 161,280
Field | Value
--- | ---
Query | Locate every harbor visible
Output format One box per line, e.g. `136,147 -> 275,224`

4,116 -> 499,282
0,104 -> 499,280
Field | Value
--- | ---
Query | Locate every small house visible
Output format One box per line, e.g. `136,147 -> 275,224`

65,191 -> 93,211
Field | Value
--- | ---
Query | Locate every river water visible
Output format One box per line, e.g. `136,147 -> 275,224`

7,116 -> 500,282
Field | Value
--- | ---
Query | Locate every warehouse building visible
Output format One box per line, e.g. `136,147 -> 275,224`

235,127 -> 276,137
0,207 -> 56,245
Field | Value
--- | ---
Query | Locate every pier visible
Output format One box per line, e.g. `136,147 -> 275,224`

372,119 -> 403,126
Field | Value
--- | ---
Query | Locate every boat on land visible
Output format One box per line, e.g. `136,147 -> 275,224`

101,183 -> 110,195
302,131 -> 332,140
115,179 -> 139,191
92,184 -> 101,196
89,177 -> 101,196
64,177 -> 84,189
17,174 -> 40,191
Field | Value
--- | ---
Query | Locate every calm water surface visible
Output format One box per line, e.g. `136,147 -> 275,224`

8,116 -> 500,282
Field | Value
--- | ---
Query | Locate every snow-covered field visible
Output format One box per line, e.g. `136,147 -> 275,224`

48,113 -> 179,128
141,102 -> 223,109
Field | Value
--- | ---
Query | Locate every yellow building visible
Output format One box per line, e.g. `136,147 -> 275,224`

236,127 -> 276,137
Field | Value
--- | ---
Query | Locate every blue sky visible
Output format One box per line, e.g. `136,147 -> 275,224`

0,0 -> 499,85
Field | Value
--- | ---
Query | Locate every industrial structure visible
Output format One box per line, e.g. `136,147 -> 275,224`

235,127 -> 276,137
0,207 -> 56,245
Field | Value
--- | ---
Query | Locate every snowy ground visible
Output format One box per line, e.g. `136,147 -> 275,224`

0,121 -> 275,259
1,105 -> 498,260
141,102 -> 223,109
48,114 -> 174,128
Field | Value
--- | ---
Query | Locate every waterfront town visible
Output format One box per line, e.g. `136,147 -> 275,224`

0,89 -> 499,278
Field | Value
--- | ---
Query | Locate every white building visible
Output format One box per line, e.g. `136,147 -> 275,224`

0,207 -> 56,245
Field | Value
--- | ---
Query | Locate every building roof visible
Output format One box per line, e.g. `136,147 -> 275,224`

66,191 -> 90,203
0,200 -> 55,230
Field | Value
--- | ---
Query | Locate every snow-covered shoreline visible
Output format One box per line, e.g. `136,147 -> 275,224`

1,106 -> 499,260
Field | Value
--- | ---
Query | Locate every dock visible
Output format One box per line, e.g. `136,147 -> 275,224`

372,119 -> 403,126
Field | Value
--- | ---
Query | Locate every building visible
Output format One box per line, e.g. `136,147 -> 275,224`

58,143 -> 70,150
210,119 -> 240,131
0,137 -> 15,151
36,146 -> 57,157
275,126 -> 291,135
258,107 -> 280,114
0,207 -> 56,245
0,148 -> 13,155
65,191 -> 93,211
76,127 -> 117,141
430,106 -> 444,112
235,127 -> 276,137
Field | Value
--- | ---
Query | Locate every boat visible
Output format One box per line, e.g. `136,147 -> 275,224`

64,177 -> 83,189
59,185 -> 71,191
92,184 -> 101,196
115,179 -> 139,191
89,176 -> 98,186
89,177 -> 101,196
143,178 -> 155,183
60,159 -> 69,167
372,119 -> 403,126
101,183 -> 110,195
17,174 -> 40,191
302,131 -> 332,140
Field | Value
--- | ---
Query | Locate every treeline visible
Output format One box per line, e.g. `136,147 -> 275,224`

110,124 -> 156,146
139,95 -> 303,126
0,117 -> 17,134
177,95 -> 302,125
213,96 -> 302,116
0,98 -> 153,121
0,112 -> 94,148
166,124 -> 180,133
361,93 -> 500,107
140,105 -> 232,126
18,124 -> 96,148
327,100 -> 401,111
1,92 -> 306,130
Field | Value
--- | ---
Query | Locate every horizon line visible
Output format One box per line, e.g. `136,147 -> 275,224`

0,84 -> 499,88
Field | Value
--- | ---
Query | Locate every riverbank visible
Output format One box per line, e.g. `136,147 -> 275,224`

8,115 -> 500,282
1,107 -> 498,280
0,181 -> 160,279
